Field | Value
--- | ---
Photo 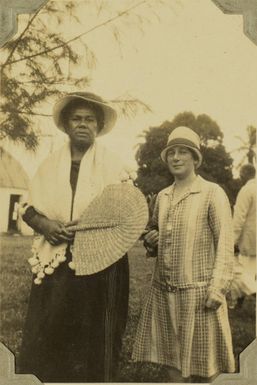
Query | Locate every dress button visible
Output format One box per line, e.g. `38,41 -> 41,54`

165,282 -> 177,292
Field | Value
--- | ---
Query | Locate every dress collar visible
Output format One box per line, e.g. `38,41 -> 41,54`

164,174 -> 202,196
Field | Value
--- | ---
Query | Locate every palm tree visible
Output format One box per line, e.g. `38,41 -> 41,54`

230,125 -> 256,169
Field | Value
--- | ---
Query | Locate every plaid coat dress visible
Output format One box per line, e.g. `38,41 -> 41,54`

132,176 -> 235,378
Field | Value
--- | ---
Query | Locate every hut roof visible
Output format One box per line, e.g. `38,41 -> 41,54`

0,147 -> 29,189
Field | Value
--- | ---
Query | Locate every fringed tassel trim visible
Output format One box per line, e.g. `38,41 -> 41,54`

28,239 -> 68,285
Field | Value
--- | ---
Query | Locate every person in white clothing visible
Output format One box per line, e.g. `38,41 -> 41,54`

230,164 -> 256,307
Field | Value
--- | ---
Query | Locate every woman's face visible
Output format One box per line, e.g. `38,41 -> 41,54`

166,145 -> 197,179
65,106 -> 99,149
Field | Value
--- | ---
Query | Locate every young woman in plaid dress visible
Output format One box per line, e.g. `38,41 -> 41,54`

132,126 -> 235,383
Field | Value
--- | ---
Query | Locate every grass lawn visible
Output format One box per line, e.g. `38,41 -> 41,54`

0,234 -> 256,382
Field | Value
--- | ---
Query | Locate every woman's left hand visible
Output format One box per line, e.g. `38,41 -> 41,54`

205,292 -> 223,310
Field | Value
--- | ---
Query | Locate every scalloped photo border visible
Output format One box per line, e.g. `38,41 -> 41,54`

0,0 -> 256,384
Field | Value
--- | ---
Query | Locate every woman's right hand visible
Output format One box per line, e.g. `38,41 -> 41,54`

40,218 -> 75,246
144,229 -> 159,248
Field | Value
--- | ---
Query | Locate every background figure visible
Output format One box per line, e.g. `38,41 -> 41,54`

229,164 -> 256,308
17,92 -> 129,383
132,126 -> 235,383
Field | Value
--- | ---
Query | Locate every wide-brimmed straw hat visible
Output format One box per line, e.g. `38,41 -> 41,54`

71,183 -> 149,275
160,126 -> 202,168
53,91 -> 117,136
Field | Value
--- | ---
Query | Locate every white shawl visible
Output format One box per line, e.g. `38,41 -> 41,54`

26,140 -> 128,283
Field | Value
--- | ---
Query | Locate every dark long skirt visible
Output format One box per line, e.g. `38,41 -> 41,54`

17,251 -> 129,383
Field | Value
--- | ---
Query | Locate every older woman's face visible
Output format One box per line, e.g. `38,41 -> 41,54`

166,145 -> 197,179
65,106 -> 99,148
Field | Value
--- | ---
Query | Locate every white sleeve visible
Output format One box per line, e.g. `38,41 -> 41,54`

233,186 -> 252,245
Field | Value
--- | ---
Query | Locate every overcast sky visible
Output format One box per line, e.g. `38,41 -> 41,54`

4,0 -> 257,177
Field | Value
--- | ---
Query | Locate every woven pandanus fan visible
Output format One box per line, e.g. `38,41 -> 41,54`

71,183 -> 149,275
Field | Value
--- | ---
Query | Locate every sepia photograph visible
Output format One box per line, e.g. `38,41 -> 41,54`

0,0 -> 256,384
